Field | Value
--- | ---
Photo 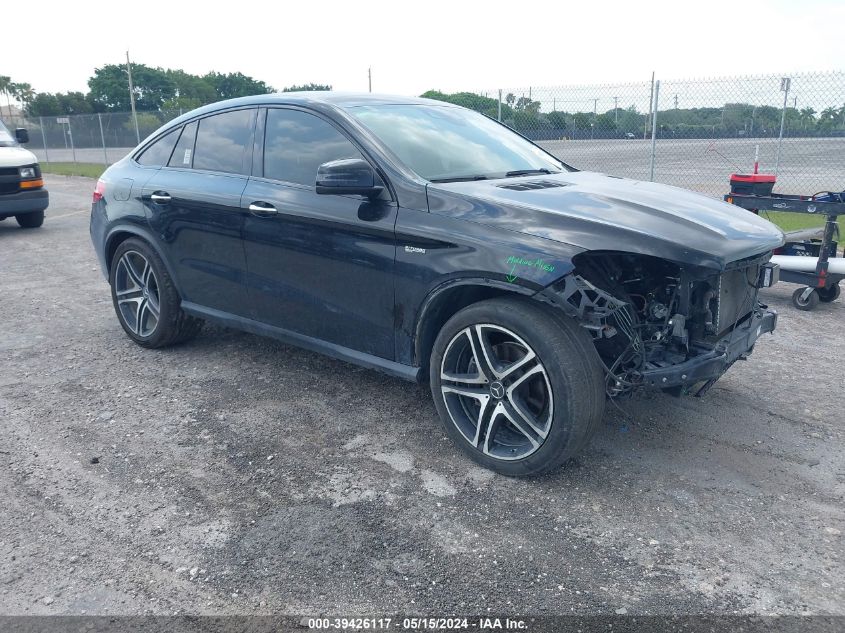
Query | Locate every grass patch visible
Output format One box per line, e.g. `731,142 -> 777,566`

760,210 -> 843,237
41,162 -> 106,179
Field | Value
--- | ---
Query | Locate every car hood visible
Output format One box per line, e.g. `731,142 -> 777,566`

0,145 -> 38,168
427,171 -> 785,270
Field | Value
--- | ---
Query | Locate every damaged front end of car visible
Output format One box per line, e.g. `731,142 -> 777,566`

537,251 -> 779,397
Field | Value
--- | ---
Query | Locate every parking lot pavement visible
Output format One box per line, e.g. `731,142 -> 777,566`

0,175 -> 842,616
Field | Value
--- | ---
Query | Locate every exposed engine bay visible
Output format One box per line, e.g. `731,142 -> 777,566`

538,251 -> 778,397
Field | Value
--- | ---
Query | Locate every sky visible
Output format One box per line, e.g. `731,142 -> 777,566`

2,0 -> 844,97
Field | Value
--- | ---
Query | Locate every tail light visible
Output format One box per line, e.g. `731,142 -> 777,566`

93,179 -> 105,203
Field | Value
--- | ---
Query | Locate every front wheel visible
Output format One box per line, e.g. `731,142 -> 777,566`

429,297 -> 605,476
792,287 -> 820,311
16,211 -> 44,228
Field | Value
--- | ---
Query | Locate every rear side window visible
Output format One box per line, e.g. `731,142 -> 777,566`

137,128 -> 179,166
168,122 -> 197,168
263,108 -> 363,186
193,109 -> 255,175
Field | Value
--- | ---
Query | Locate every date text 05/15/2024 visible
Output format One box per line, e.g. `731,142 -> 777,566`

307,616 -> 528,630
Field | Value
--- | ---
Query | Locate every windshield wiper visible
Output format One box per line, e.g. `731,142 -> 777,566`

504,168 -> 559,177
429,175 -> 490,183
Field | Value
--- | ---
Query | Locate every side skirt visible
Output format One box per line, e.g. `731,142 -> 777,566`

181,302 -> 421,383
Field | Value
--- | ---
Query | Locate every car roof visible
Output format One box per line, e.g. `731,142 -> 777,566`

181,92 -> 452,118
151,92 -> 456,140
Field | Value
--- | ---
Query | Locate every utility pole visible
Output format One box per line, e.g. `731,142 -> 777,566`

126,51 -> 140,144
775,77 -> 791,176
593,98 -> 598,117
614,96 -> 618,125
674,94 -> 678,109
649,80 -> 660,181
644,71 -> 654,140
368,67 -> 372,93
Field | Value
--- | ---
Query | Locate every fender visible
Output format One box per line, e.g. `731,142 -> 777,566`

103,223 -> 185,297
411,275 -> 549,368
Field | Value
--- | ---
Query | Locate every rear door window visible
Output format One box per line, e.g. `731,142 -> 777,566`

168,121 -> 198,169
193,109 -> 255,175
263,108 -> 363,186
137,128 -> 179,166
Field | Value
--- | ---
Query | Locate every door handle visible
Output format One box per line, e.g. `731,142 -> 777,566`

248,202 -> 278,217
150,192 -> 171,203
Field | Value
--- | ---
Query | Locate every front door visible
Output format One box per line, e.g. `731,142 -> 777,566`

241,107 -> 397,359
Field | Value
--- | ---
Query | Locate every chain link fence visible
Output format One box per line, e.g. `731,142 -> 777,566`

3,71 -> 844,198
462,71 -> 845,197
3,110 -> 184,166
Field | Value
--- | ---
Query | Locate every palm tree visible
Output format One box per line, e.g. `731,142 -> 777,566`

798,107 -> 816,131
0,76 -> 12,120
14,82 -> 35,113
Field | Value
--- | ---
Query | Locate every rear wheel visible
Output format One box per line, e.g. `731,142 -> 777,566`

429,297 -> 605,476
109,238 -> 202,348
16,211 -> 44,228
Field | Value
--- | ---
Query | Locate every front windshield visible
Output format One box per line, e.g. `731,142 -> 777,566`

0,120 -> 16,147
349,104 -> 568,182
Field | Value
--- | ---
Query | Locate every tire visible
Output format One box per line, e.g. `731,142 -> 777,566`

109,238 -> 202,348
429,297 -> 605,476
817,283 -> 840,303
16,211 -> 44,228
792,287 -> 820,311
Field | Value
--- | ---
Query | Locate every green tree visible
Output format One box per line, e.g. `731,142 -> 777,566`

162,69 -> 217,111
26,93 -> 62,116
56,92 -> 94,115
282,83 -> 332,92
818,106 -> 839,132
14,82 -> 35,110
88,63 -> 176,111
202,71 -> 273,100
420,90 -> 514,119
0,76 -> 13,119
798,107 -> 816,131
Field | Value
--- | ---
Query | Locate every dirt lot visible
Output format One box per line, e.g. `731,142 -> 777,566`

0,176 -> 842,616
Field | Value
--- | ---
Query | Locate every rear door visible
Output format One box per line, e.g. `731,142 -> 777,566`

143,108 -> 256,315
240,107 -> 397,359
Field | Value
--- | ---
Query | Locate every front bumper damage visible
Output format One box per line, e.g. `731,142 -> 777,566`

638,306 -> 777,395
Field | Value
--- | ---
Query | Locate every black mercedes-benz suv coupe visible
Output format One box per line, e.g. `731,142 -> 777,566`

90,92 -> 783,475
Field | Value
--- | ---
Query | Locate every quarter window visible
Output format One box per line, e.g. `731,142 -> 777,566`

137,128 -> 179,167
263,109 -> 363,186
168,122 -> 197,168
193,109 -> 254,175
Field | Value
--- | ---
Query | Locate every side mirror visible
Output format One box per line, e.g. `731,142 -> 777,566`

316,158 -> 383,198
15,128 -> 29,144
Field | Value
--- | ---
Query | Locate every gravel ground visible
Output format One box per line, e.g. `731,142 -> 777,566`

0,175 -> 842,617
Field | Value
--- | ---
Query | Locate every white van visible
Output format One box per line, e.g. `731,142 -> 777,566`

0,119 -> 48,228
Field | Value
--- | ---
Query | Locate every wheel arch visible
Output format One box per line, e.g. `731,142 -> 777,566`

413,278 -> 538,376
104,225 -> 182,296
